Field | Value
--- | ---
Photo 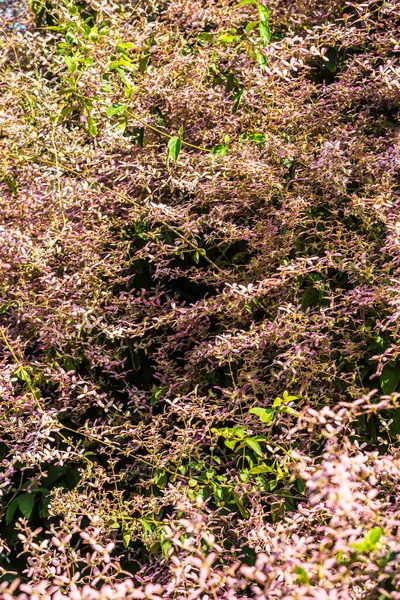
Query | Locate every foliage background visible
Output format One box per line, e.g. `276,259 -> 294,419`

0,0 -> 400,597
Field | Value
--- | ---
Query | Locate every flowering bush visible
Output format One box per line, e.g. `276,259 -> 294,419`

0,0 -> 400,597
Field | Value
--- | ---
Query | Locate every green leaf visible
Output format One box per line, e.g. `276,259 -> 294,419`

351,527 -> 383,553
294,566 -> 310,584
239,470 -> 250,482
116,118 -> 128,133
5,498 -> 19,525
249,463 -> 273,474
30,485 -> 47,494
161,539 -> 172,558
167,136 -> 182,163
125,84 -> 135,99
368,527 -> 383,545
323,48 -> 338,73
39,494 -> 50,518
87,116 -> 97,137
139,54 -> 151,75
4,174 -> 18,197
84,450 -> 97,457
218,34 -> 239,44
130,126 -> 144,147
42,465 -> 67,487
259,21 -> 271,46
280,405 -> 298,416
258,4 -> 270,22
109,58 -> 133,71
60,105 -> 74,119
117,42 -> 136,50
212,483 -> 224,503
246,437 -> 263,456
18,494 -> 35,519
65,32 -> 75,45
63,357 -> 75,372
66,466 -> 81,488
301,287 -> 320,310
106,103 -> 126,118
249,407 -> 275,424
141,519 -> 152,536
211,144 -> 229,156
64,56 -> 78,74
255,49 -> 268,69
14,366 -> 32,384
245,20 -> 259,34
282,391 -> 298,401
123,533 -> 131,548
198,32 -> 214,43
224,439 -> 237,450
116,67 -> 128,84
380,362 -> 400,394
153,471 -> 168,488
233,426 -> 247,438
212,425 -> 246,439
232,88 -> 244,113
247,132 -> 266,143
389,407 -> 400,436
233,491 -> 249,518
87,27 -> 99,42
272,396 -> 284,408
236,0 -> 258,6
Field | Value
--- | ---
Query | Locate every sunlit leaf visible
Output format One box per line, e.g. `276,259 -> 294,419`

249,463 -> 274,474
198,32 -> 214,43
255,49 -> 268,68
211,144 -> 229,156
245,20 -> 259,34
258,3 -> 270,22
64,56 -> 77,74
235,0 -> 258,6
4,174 -> 18,197
246,437 -> 263,456
224,439 -> 237,450
249,407 -> 275,424
87,116 -> 97,137
167,135 -> 182,163
14,365 -> 32,384
218,34 -> 239,43
351,527 -> 383,553
294,566 -> 310,584
259,21 -> 271,46
106,103 -> 126,117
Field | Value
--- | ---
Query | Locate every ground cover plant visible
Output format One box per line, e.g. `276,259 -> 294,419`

0,0 -> 400,597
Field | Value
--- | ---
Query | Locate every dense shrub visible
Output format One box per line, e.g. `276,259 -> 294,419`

0,0 -> 400,597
